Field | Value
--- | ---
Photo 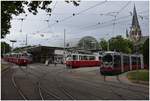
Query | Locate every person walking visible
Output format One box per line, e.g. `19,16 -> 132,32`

54,60 -> 57,66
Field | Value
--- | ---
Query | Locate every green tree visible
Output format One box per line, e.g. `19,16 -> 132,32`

1,42 -> 11,56
1,1 -> 80,38
109,35 -> 134,54
142,38 -> 149,66
99,38 -> 108,51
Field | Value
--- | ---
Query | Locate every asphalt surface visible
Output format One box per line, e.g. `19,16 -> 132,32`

1,63 -> 149,100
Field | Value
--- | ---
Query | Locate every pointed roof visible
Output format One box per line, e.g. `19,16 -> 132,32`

132,4 -> 140,28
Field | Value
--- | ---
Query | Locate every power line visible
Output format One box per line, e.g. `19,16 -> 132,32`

70,13 -> 148,36
117,1 -> 131,15
33,1 -> 107,34
37,12 -> 148,37
112,1 -> 131,35
48,1 -> 107,27
68,10 -> 147,35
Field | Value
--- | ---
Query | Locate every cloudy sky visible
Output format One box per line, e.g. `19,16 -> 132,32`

3,0 -> 149,48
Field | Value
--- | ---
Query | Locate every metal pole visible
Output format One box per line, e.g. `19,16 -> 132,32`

4,42 -> 5,55
64,29 -> 66,52
64,29 -> 66,68
135,44 -> 139,83
12,42 -> 14,52
106,33 -> 109,51
107,40 -> 109,51
26,34 -> 27,46
95,42 -> 96,50
136,56 -> 139,83
112,15 -> 117,35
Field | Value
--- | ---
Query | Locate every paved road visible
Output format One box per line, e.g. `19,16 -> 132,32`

1,63 -> 149,100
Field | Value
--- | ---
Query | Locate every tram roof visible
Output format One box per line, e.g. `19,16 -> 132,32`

103,51 -> 143,57
67,53 -> 97,56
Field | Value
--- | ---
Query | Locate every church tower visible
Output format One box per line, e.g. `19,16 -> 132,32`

129,4 -> 142,42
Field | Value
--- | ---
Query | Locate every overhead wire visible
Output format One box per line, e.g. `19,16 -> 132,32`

32,1 -> 58,34
48,1 -> 107,27
69,10 -> 147,35
70,17 -> 148,39
39,11 -> 148,41
9,2 -> 148,47
31,1 -> 107,34
66,1 -> 132,35
112,1 -> 131,35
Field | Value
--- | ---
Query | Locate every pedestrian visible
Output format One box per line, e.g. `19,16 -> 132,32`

54,60 -> 57,66
45,59 -> 49,66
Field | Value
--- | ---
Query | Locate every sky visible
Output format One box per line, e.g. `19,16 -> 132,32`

2,0 -> 149,48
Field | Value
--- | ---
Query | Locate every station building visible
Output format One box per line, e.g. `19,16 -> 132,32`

15,45 -> 65,63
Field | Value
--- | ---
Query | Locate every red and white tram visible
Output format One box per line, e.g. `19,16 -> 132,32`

65,53 -> 102,68
100,51 -> 144,76
3,52 -> 32,66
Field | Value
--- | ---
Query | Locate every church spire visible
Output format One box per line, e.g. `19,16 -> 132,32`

129,4 -> 142,42
131,4 -> 140,28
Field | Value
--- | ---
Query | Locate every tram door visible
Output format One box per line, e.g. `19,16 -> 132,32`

123,56 -> 130,72
137,57 -> 141,69
113,55 -> 121,73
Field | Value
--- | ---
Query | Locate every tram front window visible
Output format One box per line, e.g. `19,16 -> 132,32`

66,55 -> 71,60
73,55 -> 78,60
102,54 -> 113,66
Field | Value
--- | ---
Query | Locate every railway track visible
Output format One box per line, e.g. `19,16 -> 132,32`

64,70 -> 148,99
65,68 -> 148,93
11,74 -> 28,100
31,65 -> 76,100
54,69 -> 76,100
12,70 -> 45,100
18,64 -> 148,100
18,65 -> 62,100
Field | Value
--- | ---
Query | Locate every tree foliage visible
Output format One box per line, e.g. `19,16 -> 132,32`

1,1 -> 80,38
142,38 -> 149,66
1,42 -> 11,56
99,38 -> 108,51
109,35 -> 134,54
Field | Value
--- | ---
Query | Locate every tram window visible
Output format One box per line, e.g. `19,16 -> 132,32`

80,56 -> 85,60
138,57 -> 141,65
73,55 -> 78,60
23,53 -> 27,56
102,54 -> 112,62
99,56 -> 101,60
131,57 -> 137,65
67,55 -> 71,58
79,56 -> 81,60
114,55 -> 121,67
89,56 -> 95,60
123,56 -> 130,65
84,56 -> 88,60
